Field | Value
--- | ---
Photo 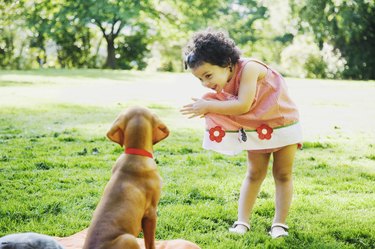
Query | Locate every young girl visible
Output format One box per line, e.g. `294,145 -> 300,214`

181,29 -> 302,238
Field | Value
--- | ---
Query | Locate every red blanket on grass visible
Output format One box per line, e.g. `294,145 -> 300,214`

54,229 -> 201,249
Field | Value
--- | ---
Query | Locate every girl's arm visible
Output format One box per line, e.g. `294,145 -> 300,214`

205,62 -> 259,115
181,61 -> 266,118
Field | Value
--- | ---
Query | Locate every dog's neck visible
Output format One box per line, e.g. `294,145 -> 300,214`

125,148 -> 153,159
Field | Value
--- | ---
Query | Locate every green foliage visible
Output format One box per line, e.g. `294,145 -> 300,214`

150,0 -> 229,72
280,35 -> 320,78
0,0 -> 374,79
280,35 -> 346,79
0,1 -> 25,69
225,1 -> 268,45
0,31 -> 15,69
115,28 -> 150,70
4,0 -> 156,69
304,54 -> 327,79
154,0 -> 270,72
70,0 -> 149,69
295,0 -> 375,80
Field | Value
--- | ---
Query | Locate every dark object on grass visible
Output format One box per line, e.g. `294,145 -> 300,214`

0,232 -> 64,249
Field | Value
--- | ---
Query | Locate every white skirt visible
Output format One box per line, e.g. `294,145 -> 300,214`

203,122 -> 303,155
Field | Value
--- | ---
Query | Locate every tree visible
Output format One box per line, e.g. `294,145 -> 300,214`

146,0 -> 227,71
0,1 -> 25,69
294,0 -> 375,79
115,26 -> 150,70
20,0 -> 158,69
153,0 -> 269,71
22,0 -> 94,68
65,0 -> 155,69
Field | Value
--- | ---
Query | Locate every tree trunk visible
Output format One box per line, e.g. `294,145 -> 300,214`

105,38 -> 116,69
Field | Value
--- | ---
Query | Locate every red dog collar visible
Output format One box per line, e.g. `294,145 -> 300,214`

125,148 -> 153,159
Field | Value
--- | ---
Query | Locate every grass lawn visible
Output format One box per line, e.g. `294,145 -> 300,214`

0,69 -> 374,248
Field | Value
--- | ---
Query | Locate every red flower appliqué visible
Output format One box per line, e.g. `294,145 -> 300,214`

256,124 -> 273,140
209,126 -> 226,143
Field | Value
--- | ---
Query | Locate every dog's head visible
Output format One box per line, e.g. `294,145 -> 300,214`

106,106 -> 169,147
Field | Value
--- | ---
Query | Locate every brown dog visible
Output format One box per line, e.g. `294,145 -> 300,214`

83,106 -> 169,249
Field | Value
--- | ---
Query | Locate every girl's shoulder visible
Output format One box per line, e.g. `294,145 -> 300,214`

240,58 -> 269,68
240,58 -> 268,80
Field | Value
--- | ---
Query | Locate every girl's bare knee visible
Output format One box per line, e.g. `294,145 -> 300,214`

273,172 -> 292,183
246,170 -> 266,182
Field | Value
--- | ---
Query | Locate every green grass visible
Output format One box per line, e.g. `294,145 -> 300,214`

0,69 -> 374,248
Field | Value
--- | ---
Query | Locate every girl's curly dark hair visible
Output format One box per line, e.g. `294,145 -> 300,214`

184,29 -> 241,69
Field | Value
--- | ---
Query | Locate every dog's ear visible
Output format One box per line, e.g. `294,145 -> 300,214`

106,117 -> 125,147
152,115 -> 169,144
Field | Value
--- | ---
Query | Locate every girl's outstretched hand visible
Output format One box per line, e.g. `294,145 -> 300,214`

180,98 -> 208,119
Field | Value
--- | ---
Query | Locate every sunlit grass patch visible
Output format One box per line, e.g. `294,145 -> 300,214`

302,141 -> 334,149
0,80 -> 34,87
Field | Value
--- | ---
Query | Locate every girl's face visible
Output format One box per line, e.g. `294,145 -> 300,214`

191,62 -> 233,94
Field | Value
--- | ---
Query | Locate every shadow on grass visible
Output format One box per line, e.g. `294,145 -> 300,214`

0,69 -> 159,81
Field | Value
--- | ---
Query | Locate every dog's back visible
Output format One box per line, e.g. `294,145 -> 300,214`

84,158 -> 161,246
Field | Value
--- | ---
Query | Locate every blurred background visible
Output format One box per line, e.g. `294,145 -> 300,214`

0,0 -> 374,80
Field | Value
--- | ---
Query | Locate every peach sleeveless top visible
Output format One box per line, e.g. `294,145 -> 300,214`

202,58 -> 302,155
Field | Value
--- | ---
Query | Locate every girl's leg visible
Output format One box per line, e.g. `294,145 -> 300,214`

272,144 -> 297,225
233,151 -> 271,231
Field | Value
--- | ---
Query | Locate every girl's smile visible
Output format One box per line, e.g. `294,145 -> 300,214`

191,62 -> 234,94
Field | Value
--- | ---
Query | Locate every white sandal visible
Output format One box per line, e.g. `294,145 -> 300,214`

269,223 -> 289,239
229,221 -> 250,235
